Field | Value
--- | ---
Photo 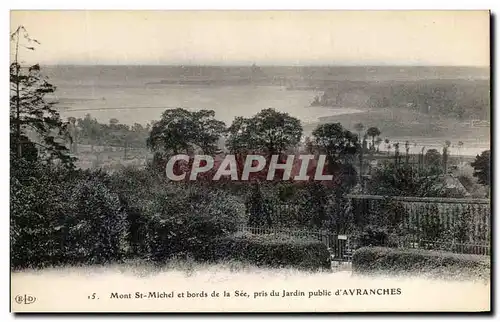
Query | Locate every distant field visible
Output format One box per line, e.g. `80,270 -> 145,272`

305,107 -> 490,146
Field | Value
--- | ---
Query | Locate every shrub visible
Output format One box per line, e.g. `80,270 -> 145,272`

246,183 -> 274,227
201,232 -> 331,271
11,167 -> 68,268
141,184 -> 246,262
352,247 -> 490,280
298,182 -> 330,229
353,226 -> 390,248
11,159 -> 129,268
61,178 -> 129,264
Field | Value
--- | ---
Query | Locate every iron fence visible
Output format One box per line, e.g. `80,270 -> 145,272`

346,194 -> 491,256
243,194 -> 491,258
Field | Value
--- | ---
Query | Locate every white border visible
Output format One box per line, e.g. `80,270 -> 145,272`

1,1 -> 498,321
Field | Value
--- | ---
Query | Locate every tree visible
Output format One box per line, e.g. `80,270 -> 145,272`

147,108 -> 226,155
404,141 -> 410,163
304,136 -> 314,154
442,141 -> 451,173
105,120 -> 134,158
67,117 -> 78,153
457,141 -> 464,162
10,26 -> 75,167
425,149 -> 442,168
471,150 -> 490,186
367,163 -> 448,197
192,110 -> 227,154
366,127 -> 381,151
384,138 -> 390,154
312,123 -> 359,165
375,137 -> 383,153
393,142 -> 401,165
246,182 -> 273,227
312,123 -> 360,194
354,123 -> 365,140
299,182 -> 329,228
77,114 -> 103,152
227,108 -> 302,156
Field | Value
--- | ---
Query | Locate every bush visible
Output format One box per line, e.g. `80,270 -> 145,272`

200,232 -> 331,271
11,159 -> 129,268
61,178 -> 129,264
141,184 -> 246,262
353,226 -> 390,248
352,247 -> 490,280
11,166 -> 68,268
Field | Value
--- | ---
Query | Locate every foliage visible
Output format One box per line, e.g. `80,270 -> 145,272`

367,162 -> 451,197
320,79 -> 490,121
418,206 -> 445,242
311,123 -> 360,194
226,108 -> 302,156
11,159 -> 68,268
424,149 -> 442,168
147,108 -> 226,155
246,183 -> 274,227
10,26 -> 75,168
75,114 -> 151,152
471,150 -> 490,186
10,159 -> 128,268
141,184 -> 246,262
366,126 -> 381,150
312,122 -> 359,165
349,198 -> 407,249
352,247 -> 490,280
202,232 -> 331,271
353,226 -> 390,248
298,182 -> 330,229
62,179 -> 129,264
354,123 -> 365,136
449,207 -> 475,244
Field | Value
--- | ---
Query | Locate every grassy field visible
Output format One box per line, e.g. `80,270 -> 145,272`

11,260 -> 490,312
305,107 -> 490,142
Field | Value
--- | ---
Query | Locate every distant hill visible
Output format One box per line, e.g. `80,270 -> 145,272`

43,65 -> 489,83
303,106 -> 490,141
315,78 -> 490,121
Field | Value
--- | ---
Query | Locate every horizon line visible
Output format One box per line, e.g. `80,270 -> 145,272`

39,63 -> 490,68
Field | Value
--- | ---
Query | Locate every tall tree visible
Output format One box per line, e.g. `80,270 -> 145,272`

471,150 -> 490,186
147,108 -> 225,155
227,108 -> 302,156
368,163 -> 448,197
425,149 -> 442,168
404,140 -> 410,163
375,137 -> 383,153
457,141 -> 464,162
354,123 -> 365,140
77,114 -> 102,152
442,140 -> 451,173
312,123 -> 359,165
10,25 -> 74,167
246,182 -> 273,227
312,123 -> 360,193
366,127 -> 381,151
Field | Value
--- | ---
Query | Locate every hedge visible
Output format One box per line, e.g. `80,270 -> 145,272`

140,186 -> 246,262
11,174 -> 128,269
10,160 -> 248,269
352,247 -> 490,280
198,232 -> 331,271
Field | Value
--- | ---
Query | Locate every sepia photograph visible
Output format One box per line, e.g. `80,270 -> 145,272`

9,10 -> 491,313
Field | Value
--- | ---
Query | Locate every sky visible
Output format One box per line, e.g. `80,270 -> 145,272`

10,10 -> 490,66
